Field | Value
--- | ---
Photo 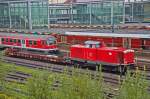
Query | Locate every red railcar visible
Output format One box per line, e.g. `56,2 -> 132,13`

55,31 -> 150,50
0,33 -> 57,52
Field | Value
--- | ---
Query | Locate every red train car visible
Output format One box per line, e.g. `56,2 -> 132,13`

55,31 -> 150,50
0,33 -> 57,52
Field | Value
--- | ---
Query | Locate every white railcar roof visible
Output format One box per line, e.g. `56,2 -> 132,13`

0,32 -> 55,40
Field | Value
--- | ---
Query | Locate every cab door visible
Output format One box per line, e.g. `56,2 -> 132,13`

21,39 -> 26,48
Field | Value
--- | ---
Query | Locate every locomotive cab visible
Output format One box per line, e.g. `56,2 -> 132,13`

47,37 -> 56,45
85,41 -> 101,48
45,37 -> 58,52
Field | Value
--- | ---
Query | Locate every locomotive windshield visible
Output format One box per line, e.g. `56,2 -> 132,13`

47,37 -> 56,45
85,41 -> 101,48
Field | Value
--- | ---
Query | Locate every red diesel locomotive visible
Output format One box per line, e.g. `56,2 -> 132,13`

1,33 -> 135,73
70,41 -> 134,69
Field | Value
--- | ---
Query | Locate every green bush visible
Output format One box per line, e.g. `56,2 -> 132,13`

0,60 -> 150,99
115,70 -> 150,99
26,68 -> 105,99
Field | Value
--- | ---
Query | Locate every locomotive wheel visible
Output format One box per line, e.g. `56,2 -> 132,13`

118,66 -> 127,76
71,60 -> 79,67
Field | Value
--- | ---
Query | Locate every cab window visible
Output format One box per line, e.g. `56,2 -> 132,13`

46,37 -> 55,45
47,40 -> 54,45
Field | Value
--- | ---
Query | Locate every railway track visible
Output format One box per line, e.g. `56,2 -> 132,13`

2,56 -> 150,82
5,72 -> 117,99
2,56 -> 120,98
136,58 -> 150,71
1,56 -> 150,98
2,56 -> 122,85
5,71 -> 31,84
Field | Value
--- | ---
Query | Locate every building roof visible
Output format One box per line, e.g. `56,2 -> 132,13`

65,31 -> 150,39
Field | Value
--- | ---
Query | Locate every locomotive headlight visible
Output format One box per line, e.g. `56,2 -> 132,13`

109,52 -> 112,55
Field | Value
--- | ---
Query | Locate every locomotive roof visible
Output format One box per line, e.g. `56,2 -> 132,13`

65,31 -> 150,39
0,32 -> 55,40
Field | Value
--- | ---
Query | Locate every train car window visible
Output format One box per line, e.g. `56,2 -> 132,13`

6,38 -> 8,42
29,40 -> 32,45
42,41 -> 46,45
13,39 -> 16,43
22,40 -> 25,44
34,41 -> 37,45
10,39 -> 13,42
18,39 -> 21,43
2,38 -> 4,42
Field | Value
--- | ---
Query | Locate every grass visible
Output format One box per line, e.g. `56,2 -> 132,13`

0,60 -> 149,99
115,69 -> 150,99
